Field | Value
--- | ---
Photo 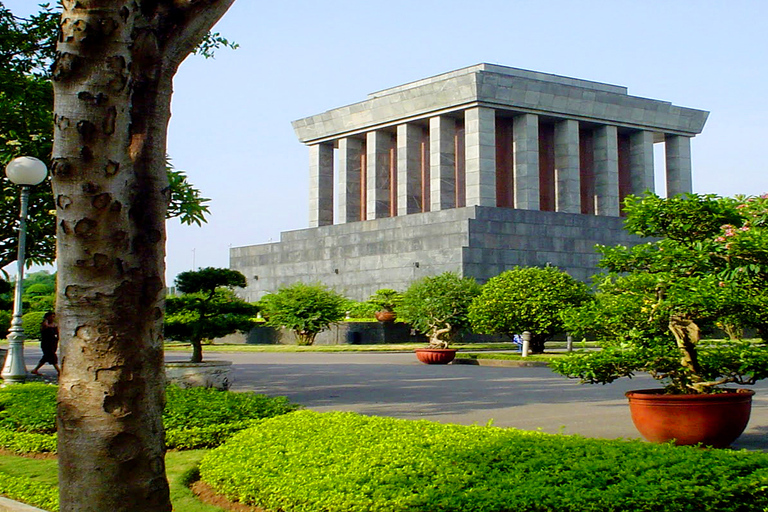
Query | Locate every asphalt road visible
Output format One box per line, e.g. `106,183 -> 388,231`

167,350 -> 768,451
21,346 -> 768,451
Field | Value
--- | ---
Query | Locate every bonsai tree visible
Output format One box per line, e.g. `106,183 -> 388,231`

367,288 -> 402,312
550,193 -> 768,394
173,267 -> 256,362
399,272 -> 481,348
259,282 -> 347,345
468,266 -> 592,353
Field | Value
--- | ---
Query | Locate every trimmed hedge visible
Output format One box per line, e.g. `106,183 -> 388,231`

0,383 -> 299,453
201,410 -> 768,512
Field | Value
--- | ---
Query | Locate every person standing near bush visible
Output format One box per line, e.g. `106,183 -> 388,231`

31,312 -> 59,376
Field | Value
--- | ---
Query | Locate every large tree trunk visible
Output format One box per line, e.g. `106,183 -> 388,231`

52,1 -> 234,511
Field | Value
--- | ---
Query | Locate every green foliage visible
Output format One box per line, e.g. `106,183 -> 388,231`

259,282 -> 347,345
469,266 -> 591,352
21,310 -> 46,340
343,299 -> 378,319
201,410 -> 768,512
165,158 -> 211,226
0,383 -> 57,433
0,471 -> 58,511
0,310 -> 10,338
170,268 -> 253,361
553,193 -> 768,393
0,383 -> 298,452
366,288 -> 402,311
399,272 -> 481,347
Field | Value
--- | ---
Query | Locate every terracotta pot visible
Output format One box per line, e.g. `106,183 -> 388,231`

414,348 -> 457,365
374,310 -> 397,323
625,388 -> 755,448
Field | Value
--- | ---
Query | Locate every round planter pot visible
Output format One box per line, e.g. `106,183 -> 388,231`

414,348 -> 457,365
625,388 -> 755,448
374,310 -> 397,323
164,360 -> 233,390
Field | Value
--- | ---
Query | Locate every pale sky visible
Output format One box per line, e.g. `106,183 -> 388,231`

6,0 -> 768,285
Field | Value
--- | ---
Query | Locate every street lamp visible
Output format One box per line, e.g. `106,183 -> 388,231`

2,156 -> 48,384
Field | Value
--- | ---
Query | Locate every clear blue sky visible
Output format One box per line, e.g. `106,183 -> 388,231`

6,0 -> 768,284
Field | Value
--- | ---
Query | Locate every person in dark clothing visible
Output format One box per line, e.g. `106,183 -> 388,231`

31,311 -> 60,375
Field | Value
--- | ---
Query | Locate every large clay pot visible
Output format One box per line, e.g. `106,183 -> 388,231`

414,348 -> 457,365
374,309 -> 397,323
625,388 -> 755,448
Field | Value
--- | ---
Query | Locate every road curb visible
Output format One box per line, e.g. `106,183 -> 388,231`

452,358 -> 550,368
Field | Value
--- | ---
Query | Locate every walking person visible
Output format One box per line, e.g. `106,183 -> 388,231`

31,312 -> 60,375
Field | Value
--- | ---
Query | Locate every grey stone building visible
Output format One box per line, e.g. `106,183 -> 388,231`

231,64 -> 708,301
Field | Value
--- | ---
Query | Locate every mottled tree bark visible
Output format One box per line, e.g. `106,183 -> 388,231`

52,1 -> 234,510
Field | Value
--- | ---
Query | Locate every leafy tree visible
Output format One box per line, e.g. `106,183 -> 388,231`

399,272 -> 481,348
259,283 -> 347,346
468,266 -> 592,354
173,267 -> 253,362
51,1 -> 236,511
551,193 -> 768,394
0,3 -> 212,270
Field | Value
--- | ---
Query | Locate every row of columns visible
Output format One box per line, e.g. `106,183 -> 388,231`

309,107 -> 693,227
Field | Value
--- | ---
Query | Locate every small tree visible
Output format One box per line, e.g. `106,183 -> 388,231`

468,266 -> 592,353
399,272 -> 481,348
174,267 -> 252,362
259,283 -> 347,345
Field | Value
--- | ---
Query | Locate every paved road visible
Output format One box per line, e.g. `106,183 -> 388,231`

165,350 -> 768,451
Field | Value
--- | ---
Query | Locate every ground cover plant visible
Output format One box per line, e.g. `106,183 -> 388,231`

201,410 -> 768,512
0,383 -> 299,453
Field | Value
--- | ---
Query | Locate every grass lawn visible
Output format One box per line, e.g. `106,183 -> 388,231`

0,450 -> 225,512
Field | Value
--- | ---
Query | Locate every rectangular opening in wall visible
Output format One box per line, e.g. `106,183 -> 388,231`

617,132 -> 631,216
579,128 -> 595,214
495,116 -> 514,208
455,119 -> 466,208
420,126 -> 430,212
539,122 -> 555,212
653,141 -> 667,198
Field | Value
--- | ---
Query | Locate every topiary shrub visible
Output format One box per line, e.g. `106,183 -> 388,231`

399,272 -> 481,348
468,266 -> 592,353
21,310 -> 47,340
259,282 -> 347,345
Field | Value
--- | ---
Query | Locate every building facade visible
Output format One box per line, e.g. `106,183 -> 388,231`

231,64 -> 708,301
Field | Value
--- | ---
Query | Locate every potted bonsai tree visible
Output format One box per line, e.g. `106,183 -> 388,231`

468,266 -> 592,354
399,272 -> 481,364
367,288 -> 402,323
551,192 -> 768,447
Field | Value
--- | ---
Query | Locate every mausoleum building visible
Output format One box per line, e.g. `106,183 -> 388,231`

231,64 -> 709,301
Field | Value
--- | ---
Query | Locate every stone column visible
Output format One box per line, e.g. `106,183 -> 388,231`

308,142 -> 334,227
338,137 -> 363,223
464,107 -> 496,207
554,119 -> 580,213
366,130 -> 392,219
512,114 -> 539,210
665,134 -> 693,196
593,125 -> 620,216
430,116 -> 456,211
629,130 -> 655,196
397,123 -> 423,215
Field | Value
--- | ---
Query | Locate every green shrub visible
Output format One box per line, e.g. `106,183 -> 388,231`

0,383 -> 57,433
201,410 -> 768,512
399,272 -> 481,347
259,282 -> 347,345
0,310 -> 10,339
0,473 -> 58,511
21,310 -> 47,340
344,299 -> 378,319
0,383 -> 299,452
469,266 -> 592,353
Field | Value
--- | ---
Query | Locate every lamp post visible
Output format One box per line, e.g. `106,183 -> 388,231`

2,156 -> 48,384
